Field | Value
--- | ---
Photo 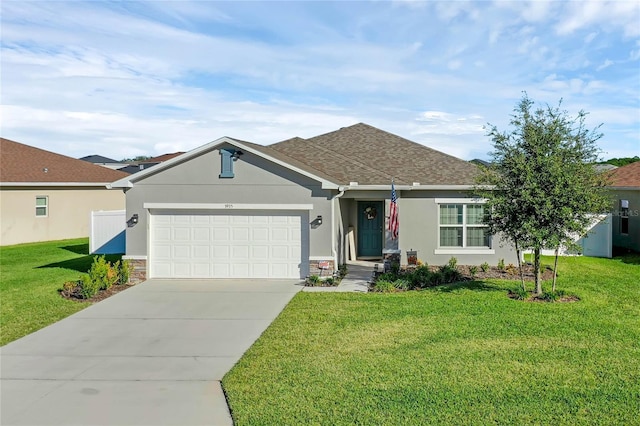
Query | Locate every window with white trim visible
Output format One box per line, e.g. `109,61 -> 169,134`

438,203 -> 490,248
36,196 -> 48,217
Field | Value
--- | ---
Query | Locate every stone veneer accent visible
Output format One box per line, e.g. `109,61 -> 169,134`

127,259 -> 147,284
308,259 -> 335,277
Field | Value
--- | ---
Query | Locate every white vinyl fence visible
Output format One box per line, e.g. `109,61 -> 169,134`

525,214 -> 612,258
90,210 -> 126,254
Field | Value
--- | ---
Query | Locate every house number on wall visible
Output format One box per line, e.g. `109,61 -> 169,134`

225,204 -> 234,209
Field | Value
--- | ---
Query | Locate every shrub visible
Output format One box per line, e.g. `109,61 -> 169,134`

439,265 -> 462,283
393,279 -> 411,291
79,274 -> 100,299
429,271 -> 444,286
88,256 -> 117,290
509,287 -> 529,300
480,262 -> 490,273
390,262 -> 401,275
61,280 -> 80,298
497,258 -> 505,272
117,259 -> 133,285
410,265 -> 431,289
469,265 -> 478,279
338,264 -> 348,278
307,275 -> 321,286
447,257 -> 458,269
372,280 -> 396,293
324,277 -> 335,286
505,263 -> 518,275
377,272 -> 399,282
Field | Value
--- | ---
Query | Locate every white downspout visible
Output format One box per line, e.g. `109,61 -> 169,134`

331,189 -> 346,271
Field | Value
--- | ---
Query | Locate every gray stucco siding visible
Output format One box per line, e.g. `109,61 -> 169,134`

610,189 -> 640,252
125,146 -> 333,258
397,195 -> 517,266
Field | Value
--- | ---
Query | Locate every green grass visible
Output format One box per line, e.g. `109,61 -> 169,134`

223,255 -> 640,425
0,238 -> 121,346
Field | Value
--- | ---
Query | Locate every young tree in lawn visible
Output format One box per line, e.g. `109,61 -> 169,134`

475,94 -> 611,295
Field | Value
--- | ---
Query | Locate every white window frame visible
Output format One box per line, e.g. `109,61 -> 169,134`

36,196 -> 48,217
434,198 -> 494,255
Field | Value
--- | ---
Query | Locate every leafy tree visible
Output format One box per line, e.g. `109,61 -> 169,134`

599,156 -> 640,167
120,155 -> 152,162
475,94 -> 611,294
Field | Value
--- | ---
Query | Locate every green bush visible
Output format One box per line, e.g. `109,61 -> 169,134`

393,279 -> 411,290
377,272 -> 400,282
372,280 -> 396,293
509,287 -> 529,300
469,265 -> 478,279
497,258 -> 505,272
79,274 -> 100,299
390,262 -> 401,275
430,271 -> 444,286
307,275 -> 321,286
480,262 -> 490,273
88,256 -> 117,290
447,257 -> 458,269
338,264 -> 348,278
439,265 -> 462,283
409,265 -> 431,289
117,259 -> 133,285
324,277 -> 335,285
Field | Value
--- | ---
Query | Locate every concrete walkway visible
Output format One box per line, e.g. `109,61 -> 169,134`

1,279 -> 302,426
302,261 -> 375,293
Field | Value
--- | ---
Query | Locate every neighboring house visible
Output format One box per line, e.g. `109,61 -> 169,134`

607,161 -> 640,253
117,152 -> 186,174
80,154 -> 130,170
0,138 -> 128,246
109,123 -> 517,280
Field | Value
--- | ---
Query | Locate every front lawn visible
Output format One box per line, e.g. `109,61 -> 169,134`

223,255 -> 640,425
0,238 -> 120,346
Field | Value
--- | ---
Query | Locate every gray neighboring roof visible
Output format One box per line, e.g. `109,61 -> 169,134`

594,164 -> 618,173
470,159 -> 492,167
268,123 -> 479,185
80,155 -> 120,164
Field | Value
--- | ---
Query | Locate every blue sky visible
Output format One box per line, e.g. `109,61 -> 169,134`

1,1 -> 639,161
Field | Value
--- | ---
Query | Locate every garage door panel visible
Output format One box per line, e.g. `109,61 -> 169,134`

212,228 -> 230,241
193,245 -> 210,259
232,246 -> 249,258
150,211 -> 306,279
172,227 -> 191,241
252,245 -> 269,259
232,228 -> 249,241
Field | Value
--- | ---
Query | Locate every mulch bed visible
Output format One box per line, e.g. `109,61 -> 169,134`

60,283 -> 136,303
454,264 -> 555,281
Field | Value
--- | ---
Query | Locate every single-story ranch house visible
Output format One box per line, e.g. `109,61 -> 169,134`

607,161 -> 640,253
1,138 -> 128,246
110,123 -> 517,280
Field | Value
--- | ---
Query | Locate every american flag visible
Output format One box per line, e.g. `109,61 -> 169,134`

389,180 -> 399,240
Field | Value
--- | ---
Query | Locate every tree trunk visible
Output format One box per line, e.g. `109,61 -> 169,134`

515,239 -> 525,291
552,247 -> 559,293
534,248 -> 542,295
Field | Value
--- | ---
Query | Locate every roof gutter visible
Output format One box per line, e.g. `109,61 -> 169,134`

337,184 -> 479,191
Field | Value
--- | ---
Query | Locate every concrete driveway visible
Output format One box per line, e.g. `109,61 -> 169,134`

1,279 -> 302,426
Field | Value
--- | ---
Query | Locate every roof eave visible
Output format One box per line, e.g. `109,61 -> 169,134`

338,184 -> 481,191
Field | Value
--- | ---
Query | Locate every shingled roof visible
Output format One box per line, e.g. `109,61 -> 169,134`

1,138 -> 129,183
607,161 -> 640,188
267,123 -> 479,185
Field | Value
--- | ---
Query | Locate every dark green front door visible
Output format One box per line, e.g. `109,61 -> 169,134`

357,201 -> 383,257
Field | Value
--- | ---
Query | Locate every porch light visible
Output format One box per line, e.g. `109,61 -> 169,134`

316,215 -> 323,225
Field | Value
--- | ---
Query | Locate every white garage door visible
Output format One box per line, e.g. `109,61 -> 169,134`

150,210 -> 305,279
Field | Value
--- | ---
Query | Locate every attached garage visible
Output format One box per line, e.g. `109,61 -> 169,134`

147,206 -> 310,279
